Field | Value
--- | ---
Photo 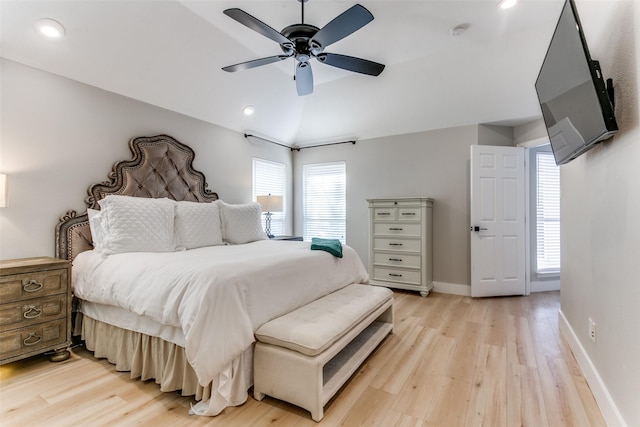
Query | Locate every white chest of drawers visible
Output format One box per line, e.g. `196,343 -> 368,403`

367,198 -> 434,297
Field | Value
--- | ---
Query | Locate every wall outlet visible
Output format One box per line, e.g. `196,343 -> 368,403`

588,317 -> 596,343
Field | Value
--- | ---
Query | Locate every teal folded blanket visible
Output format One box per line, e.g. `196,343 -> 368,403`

310,238 -> 343,258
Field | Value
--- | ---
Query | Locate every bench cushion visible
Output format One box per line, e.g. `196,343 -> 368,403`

255,284 -> 392,357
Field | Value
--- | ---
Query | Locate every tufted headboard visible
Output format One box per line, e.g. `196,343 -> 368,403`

55,135 -> 218,261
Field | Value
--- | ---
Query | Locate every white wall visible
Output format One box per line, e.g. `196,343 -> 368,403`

559,1 -> 640,426
292,125 -> 478,289
0,59 -> 293,260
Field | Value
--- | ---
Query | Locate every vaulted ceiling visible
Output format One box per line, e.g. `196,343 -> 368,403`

1,0 -> 565,146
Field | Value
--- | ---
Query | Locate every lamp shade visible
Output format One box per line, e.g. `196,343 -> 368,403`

0,174 -> 6,208
257,194 -> 283,213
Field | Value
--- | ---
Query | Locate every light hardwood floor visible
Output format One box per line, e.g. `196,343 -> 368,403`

0,291 -> 606,426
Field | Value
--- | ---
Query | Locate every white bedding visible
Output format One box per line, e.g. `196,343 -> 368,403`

72,240 -> 369,414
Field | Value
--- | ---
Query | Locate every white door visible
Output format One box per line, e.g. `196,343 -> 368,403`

470,145 -> 526,297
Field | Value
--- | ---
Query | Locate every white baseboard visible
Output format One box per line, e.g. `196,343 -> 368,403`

558,310 -> 627,427
530,279 -> 560,292
433,281 -> 470,296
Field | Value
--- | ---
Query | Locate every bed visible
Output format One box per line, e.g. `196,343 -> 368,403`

55,135 -> 369,416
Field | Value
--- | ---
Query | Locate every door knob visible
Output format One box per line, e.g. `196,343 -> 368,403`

471,226 -> 488,232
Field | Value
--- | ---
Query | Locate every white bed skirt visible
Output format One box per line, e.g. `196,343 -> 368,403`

78,313 -> 254,416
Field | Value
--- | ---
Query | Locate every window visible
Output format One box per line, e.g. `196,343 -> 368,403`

252,158 -> 286,236
303,162 -> 346,243
535,150 -> 560,273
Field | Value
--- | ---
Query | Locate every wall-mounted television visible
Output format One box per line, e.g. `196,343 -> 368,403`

535,0 -> 618,165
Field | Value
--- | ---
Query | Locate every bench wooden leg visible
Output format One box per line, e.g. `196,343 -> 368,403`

311,407 -> 324,422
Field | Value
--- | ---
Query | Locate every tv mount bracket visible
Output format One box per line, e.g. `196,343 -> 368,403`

606,78 -> 615,109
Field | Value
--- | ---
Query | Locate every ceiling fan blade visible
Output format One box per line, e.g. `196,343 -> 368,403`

296,62 -> 314,96
310,4 -> 374,49
317,53 -> 385,76
222,55 -> 290,72
223,8 -> 293,48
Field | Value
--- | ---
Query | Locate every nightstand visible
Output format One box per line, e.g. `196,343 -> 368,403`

0,257 -> 72,365
270,236 -> 304,241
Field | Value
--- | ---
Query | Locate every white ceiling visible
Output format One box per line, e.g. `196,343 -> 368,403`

0,0 -> 565,147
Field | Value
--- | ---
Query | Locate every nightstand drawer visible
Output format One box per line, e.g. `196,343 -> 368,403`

372,267 -> 421,285
0,269 -> 68,302
0,295 -> 67,332
0,319 -> 67,360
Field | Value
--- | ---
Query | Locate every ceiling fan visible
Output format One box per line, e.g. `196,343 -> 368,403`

221,0 -> 385,96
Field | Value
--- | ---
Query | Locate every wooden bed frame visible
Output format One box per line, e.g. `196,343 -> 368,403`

55,134 -> 218,261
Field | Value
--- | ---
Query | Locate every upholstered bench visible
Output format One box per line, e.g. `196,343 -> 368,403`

253,284 -> 394,422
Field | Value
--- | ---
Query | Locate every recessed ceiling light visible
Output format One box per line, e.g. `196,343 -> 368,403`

36,18 -> 66,39
450,24 -> 469,36
243,105 -> 255,116
498,0 -> 518,9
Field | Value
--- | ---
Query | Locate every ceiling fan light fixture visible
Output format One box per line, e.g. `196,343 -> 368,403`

36,18 -> 66,39
243,105 -> 256,116
498,0 -> 518,10
221,2 -> 384,96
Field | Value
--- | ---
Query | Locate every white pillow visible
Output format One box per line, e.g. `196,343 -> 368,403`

98,195 -> 176,254
219,201 -> 268,244
174,201 -> 223,249
87,208 -> 106,250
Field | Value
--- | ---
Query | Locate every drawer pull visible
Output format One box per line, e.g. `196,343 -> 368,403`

401,212 -> 416,216
389,273 -> 403,277
388,258 -> 403,262
23,279 -> 43,293
23,332 -> 42,346
377,212 -> 391,216
389,227 -> 403,231
23,306 -> 43,319
389,243 -> 403,246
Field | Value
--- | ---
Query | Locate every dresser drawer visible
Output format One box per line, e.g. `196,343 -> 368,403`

373,237 -> 421,253
372,267 -> 422,285
373,252 -> 421,268
0,269 -> 68,302
373,223 -> 421,237
373,208 -> 396,220
0,319 -> 67,360
0,295 -> 67,332
397,208 -> 421,220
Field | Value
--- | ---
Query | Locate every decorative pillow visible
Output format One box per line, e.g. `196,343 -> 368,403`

87,208 -> 106,250
219,201 -> 268,244
97,195 -> 176,254
174,201 -> 223,249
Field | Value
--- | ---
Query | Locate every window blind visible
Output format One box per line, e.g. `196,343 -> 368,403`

252,158 -> 286,236
302,162 -> 346,243
535,151 -> 560,273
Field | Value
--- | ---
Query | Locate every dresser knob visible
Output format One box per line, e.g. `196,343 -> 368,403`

22,279 -> 43,293
23,332 -> 42,346
23,306 -> 43,319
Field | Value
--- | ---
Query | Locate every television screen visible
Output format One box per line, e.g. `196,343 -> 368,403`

535,0 -> 618,165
